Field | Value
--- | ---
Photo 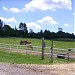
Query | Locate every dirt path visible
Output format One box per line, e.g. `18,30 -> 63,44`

0,62 -> 75,75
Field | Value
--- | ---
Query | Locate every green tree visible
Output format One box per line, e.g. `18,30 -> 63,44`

29,29 -> 36,38
58,27 -> 63,32
3,24 -> 13,36
37,30 -> 43,39
44,30 -> 51,39
19,22 -> 27,32
0,19 -> 3,30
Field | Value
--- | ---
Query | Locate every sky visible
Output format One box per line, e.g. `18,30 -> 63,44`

0,0 -> 75,34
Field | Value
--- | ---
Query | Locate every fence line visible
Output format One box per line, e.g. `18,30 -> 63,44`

0,43 -> 75,59
0,43 -> 75,51
0,43 -> 40,55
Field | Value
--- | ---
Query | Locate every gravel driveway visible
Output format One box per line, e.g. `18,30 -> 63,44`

0,62 -> 75,75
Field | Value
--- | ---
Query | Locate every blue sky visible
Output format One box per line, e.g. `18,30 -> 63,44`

0,0 -> 74,34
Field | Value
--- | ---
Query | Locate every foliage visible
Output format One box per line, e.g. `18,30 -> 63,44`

58,27 -> 63,32
0,19 -> 75,39
19,22 -> 27,32
0,19 -> 3,30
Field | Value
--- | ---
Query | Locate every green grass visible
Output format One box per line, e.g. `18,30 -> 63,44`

54,41 -> 75,49
0,38 -> 75,64
0,37 -> 75,49
0,50 -> 75,64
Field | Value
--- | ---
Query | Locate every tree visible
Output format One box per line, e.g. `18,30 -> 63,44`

3,25 -> 12,31
44,30 -> 51,39
58,27 -> 63,32
0,19 -> 3,30
14,26 -> 17,30
37,30 -> 43,39
29,29 -> 33,33
24,30 -> 28,37
19,22 -> 27,32
29,29 -> 36,38
3,24 -> 13,36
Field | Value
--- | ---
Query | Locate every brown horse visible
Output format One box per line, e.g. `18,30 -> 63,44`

20,40 -> 33,50
20,40 -> 28,45
26,44 -> 33,50
26,41 -> 31,44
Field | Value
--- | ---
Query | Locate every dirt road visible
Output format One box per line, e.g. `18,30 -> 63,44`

0,62 -> 75,75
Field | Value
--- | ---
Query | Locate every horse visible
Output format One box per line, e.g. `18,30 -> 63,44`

20,40 -> 28,45
26,41 -> 31,44
20,40 -> 33,50
26,44 -> 33,50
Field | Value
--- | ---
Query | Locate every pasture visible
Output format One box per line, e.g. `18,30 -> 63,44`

0,37 -> 75,64
0,49 -> 75,64
0,37 -> 75,49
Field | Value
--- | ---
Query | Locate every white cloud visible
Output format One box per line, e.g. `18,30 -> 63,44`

24,0 -> 72,11
26,22 -> 41,30
3,6 -> 22,13
37,16 -> 58,25
0,16 -> 17,23
7,23 -> 11,25
64,23 -> 72,27
3,6 -> 8,11
3,0 -> 72,13
74,13 -> 75,16
9,7 -> 21,13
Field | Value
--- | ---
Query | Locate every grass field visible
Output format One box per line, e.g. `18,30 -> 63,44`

0,37 -> 75,49
0,49 -> 75,64
0,37 -> 75,64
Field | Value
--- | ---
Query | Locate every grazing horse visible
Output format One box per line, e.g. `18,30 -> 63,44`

26,44 -> 33,50
26,41 -> 31,44
20,40 -> 33,50
20,40 -> 28,45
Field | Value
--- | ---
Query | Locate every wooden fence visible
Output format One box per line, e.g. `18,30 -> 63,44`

0,43 -> 75,59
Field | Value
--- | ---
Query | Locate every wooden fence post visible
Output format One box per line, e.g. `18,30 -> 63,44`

42,38 -> 44,60
36,46 -> 38,55
67,48 -> 71,60
17,44 -> 18,52
51,40 -> 53,63
10,44 -> 11,50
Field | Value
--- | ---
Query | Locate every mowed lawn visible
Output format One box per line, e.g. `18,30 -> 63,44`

0,37 -> 75,49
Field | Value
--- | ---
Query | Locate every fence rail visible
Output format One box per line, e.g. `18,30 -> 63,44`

0,43 -> 75,59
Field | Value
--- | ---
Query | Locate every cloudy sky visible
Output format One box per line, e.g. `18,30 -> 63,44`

0,0 -> 74,34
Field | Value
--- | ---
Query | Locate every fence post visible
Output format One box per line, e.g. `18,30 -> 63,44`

67,48 -> 71,60
17,44 -> 18,52
42,38 -> 44,60
36,46 -> 38,55
26,45 -> 27,50
10,44 -> 11,50
50,40 -> 53,63
3,43 -> 5,49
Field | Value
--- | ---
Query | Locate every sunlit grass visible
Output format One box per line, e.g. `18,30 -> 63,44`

0,50 -> 75,64
0,37 -> 75,48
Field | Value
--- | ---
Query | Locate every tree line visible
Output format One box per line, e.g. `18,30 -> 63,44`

0,19 -> 75,40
